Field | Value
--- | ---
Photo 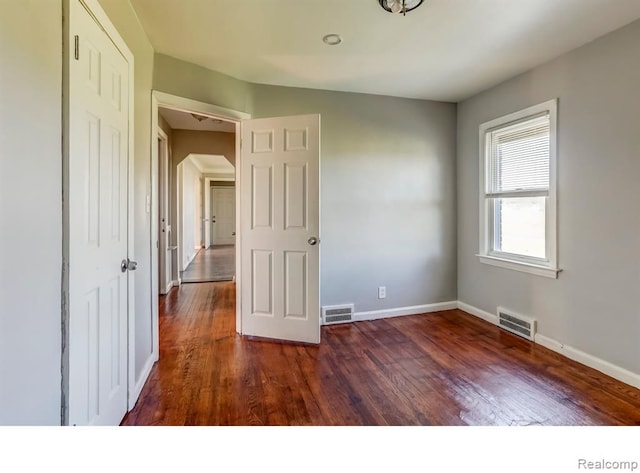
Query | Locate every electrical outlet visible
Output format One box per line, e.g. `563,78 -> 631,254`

378,286 -> 386,299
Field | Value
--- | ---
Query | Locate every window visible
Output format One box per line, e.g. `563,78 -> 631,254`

478,99 -> 560,278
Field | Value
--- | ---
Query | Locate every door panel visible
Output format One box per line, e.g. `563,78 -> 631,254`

241,114 -> 320,344
284,251 -> 307,319
68,0 -> 129,426
284,163 -> 307,229
212,187 -> 236,245
252,250 -> 274,315
252,166 -> 273,229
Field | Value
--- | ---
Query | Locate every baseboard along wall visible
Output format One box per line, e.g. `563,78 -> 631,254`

353,301 -> 458,322
338,299 -> 640,391
130,353 -> 155,410
456,301 -> 640,391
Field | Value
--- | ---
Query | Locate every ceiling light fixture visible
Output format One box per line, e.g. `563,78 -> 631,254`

322,33 -> 342,46
378,0 -> 423,16
191,113 -> 209,122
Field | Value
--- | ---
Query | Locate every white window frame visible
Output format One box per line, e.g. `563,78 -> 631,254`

478,99 -> 560,279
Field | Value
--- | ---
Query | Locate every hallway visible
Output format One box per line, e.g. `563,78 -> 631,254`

180,245 -> 235,283
122,283 -> 640,426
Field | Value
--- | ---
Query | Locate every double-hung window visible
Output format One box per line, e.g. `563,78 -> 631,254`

478,99 -> 560,278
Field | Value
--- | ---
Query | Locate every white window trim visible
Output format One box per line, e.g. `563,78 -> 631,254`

478,99 -> 561,279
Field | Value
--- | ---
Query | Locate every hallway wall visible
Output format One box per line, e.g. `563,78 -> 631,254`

0,0 -> 63,425
180,158 -> 203,270
172,130 -> 235,166
169,130 -> 235,276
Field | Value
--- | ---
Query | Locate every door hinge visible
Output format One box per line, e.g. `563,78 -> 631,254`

74,35 -> 79,60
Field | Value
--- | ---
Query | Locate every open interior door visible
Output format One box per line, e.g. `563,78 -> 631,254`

240,114 -> 320,344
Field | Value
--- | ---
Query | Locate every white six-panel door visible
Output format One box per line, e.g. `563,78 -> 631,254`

68,0 -> 130,425
212,186 -> 236,246
241,114 -> 320,344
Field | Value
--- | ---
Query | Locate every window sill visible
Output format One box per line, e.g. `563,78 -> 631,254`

477,254 -> 561,279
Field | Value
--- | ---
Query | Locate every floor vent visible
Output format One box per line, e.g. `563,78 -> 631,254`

497,307 -> 536,341
322,304 -> 354,325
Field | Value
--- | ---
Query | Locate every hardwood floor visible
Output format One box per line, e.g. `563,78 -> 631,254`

122,282 -> 640,426
180,245 -> 235,283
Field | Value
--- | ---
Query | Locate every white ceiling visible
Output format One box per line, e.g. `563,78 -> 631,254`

159,107 -> 235,132
131,0 -> 640,102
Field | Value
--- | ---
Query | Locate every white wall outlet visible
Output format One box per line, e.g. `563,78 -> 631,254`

378,286 -> 386,299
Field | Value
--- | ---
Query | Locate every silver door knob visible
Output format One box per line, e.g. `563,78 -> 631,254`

307,237 -> 319,246
121,258 -> 138,272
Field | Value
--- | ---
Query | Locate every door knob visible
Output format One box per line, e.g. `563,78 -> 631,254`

121,258 -> 138,272
307,236 -> 319,246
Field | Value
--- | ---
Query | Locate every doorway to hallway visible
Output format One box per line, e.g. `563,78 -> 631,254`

180,244 -> 235,283
178,182 -> 236,283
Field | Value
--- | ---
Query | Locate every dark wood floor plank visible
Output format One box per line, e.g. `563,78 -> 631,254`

121,282 -> 640,426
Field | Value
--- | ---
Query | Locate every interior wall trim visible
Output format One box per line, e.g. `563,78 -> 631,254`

457,300 -> 640,390
353,301 -> 458,322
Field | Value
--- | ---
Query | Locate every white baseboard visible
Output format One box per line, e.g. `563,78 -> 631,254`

534,334 -> 640,390
354,301 -> 458,322
128,353 -> 155,411
456,301 -> 498,325
457,300 -> 640,390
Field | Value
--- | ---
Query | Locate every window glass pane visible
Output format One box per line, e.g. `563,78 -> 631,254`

494,196 -> 546,259
489,115 -> 550,193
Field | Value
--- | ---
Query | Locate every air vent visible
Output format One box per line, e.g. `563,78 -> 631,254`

497,307 -> 536,341
322,304 -> 354,325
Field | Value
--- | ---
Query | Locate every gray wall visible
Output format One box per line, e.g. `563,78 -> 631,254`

155,58 -> 458,313
172,130 -> 236,165
0,0 -> 63,425
252,85 -> 458,312
0,0 -> 155,424
154,54 -> 253,113
457,20 -> 640,374
8,0 -> 635,426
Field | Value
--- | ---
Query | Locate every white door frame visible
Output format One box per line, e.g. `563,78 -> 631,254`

62,0 -> 136,423
157,127 -> 172,294
150,91 -> 250,356
209,183 -> 217,247
204,177 -> 213,248
208,177 -> 235,246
